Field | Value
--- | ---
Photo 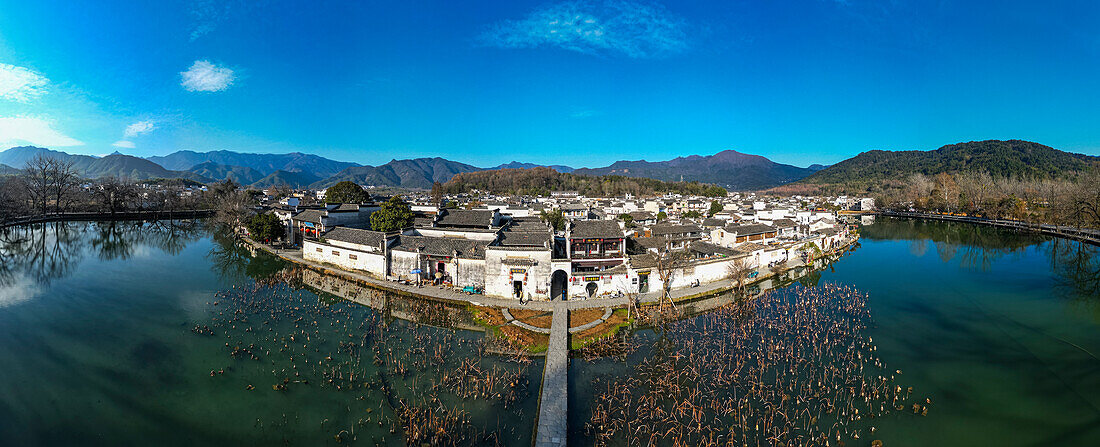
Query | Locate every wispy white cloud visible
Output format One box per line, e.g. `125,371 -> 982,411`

180,60 -> 235,92
189,0 -> 232,41
0,274 -> 41,309
479,0 -> 689,58
112,140 -> 136,148
571,109 -> 603,119
0,63 -> 48,102
124,120 -> 156,138
0,116 -> 84,147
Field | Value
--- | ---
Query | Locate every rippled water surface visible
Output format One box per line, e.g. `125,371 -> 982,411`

0,221 -> 540,446
570,217 -> 1100,446
1,218 -> 1098,446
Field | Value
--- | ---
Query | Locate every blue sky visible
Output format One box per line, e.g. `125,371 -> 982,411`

1,0 -> 1099,168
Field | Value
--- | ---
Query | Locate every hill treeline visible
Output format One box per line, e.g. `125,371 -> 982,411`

801,140 -> 1099,187
441,167 -> 727,197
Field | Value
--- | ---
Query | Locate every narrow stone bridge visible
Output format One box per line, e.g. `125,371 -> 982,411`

534,302 -> 569,447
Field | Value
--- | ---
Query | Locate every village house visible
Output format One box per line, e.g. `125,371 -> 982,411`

711,223 -> 779,247
303,227 -> 391,277
388,233 -> 487,288
648,222 -> 705,250
483,220 -> 557,300
290,203 -> 378,245
566,220 -> 628,298
559,203 -> 590,220
627,211 -> 658,227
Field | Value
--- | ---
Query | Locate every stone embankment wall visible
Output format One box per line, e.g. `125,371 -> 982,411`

0,210 -> 214,228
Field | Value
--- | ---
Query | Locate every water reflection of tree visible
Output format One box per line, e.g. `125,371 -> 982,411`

0,220 -> 203,288
90,221 -> 141,260
89,220 -> 204,261
146,219 -> 201,255
797,269 -> 822,287
207,231 -> 285,282
1048,239 -> 1100,302
0,222 -> 85,287
869,217 -> 1037,271
908,239 -> 928,257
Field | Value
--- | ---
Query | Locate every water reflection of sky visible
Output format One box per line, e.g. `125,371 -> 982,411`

0,220 -> 206,309
0,274 -> 40,308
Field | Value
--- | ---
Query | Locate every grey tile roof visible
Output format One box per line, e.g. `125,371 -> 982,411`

701,218 -> 725,227
735,242 -> 767,253
323,227 -> 387,248
724,223 -> 776,236
569,220 -> 624,240
772,218 -> 797,228
330,203 -> 364,212
497,231 -> 551,247
688,241 -> 738,257
292,209 -> 325,223
632,237 -> 664,249
651,223 -> 703,236
390,234 -> 487,259
507,217 -> 549,231
435,209 -> 493,228
629,253 -> 657,269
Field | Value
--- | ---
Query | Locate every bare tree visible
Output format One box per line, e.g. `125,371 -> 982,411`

23,154 -> 54,215
653,236 -> 686,313
48,158 -> 79,213
93,177 -> 138,214
0,176 -> 30,220
725,256 -> 751,299
1071,169 -> 1100,229
208,180 -> 255,232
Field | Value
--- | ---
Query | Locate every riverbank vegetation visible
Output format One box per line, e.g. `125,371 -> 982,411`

875,169 -> 1100,228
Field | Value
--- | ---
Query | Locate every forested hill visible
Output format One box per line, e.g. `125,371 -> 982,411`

442,167 -> 727,197
801,140 -> 1099,185
572,149 -> 817,190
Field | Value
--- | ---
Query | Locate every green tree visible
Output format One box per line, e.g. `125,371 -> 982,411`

540,209 -> 565,232
683,210 -> 702,219
618,213 -> 635,228
324,181 -> 370,204
246,212 -> 285,243
656,211 -> 667,222
371,196 -> 414,232
708,201 -> 724,217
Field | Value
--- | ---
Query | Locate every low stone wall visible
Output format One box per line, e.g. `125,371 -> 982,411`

0,210 -> 215,228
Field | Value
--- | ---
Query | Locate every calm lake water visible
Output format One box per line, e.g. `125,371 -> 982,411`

1,218 -> 1098,446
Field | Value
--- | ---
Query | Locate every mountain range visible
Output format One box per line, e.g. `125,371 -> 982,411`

572,150 -> 823,191
1,140 -> 1094,191
0,147 -> 207,182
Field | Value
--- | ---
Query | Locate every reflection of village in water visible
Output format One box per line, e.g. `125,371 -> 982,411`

299,268 -> 486,334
